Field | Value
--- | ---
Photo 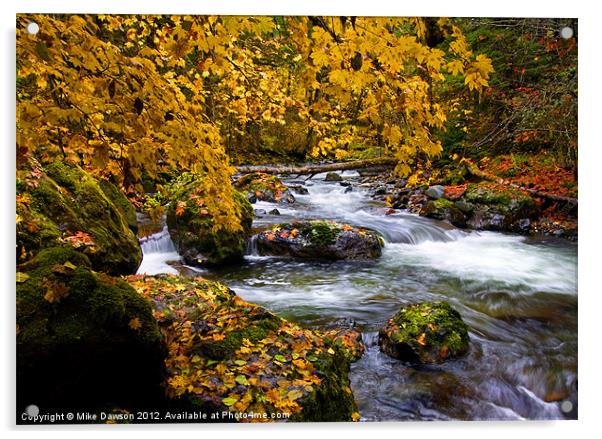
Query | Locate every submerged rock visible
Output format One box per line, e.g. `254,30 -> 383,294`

378,301 -> 469,364
289,184 -> 309,195
234,172 -> 295,203
324,172 -> 343,182
16,160 -> 142,275
268,208 -> 281,215
16,247 -> 166,414
166,179 -> 253,266
127,275 -> 361,422
256,220 -> 383,260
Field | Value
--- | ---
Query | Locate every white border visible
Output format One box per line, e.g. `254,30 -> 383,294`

3,1 -> 600,438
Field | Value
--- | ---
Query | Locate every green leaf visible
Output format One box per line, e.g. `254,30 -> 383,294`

235,375 -> 249,386
222,397 -> 238,407
63,261 -> 77,270
274,354 -> 286,362
234,359 -> 247,366
16,272 -> 30,283
206,359 -> 218,367
308,355 -> 318,362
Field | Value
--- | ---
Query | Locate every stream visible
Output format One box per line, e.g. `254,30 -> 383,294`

137,171 -> 578,421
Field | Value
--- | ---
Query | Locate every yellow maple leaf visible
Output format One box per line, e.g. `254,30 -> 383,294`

129,317 -> 142,330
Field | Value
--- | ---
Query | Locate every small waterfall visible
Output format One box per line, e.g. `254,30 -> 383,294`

136,225 -> 182,275
246,234 -> 259,256
139,225 -> 177,254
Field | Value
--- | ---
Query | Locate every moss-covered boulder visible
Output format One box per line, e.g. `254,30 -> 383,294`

256,220 -> 383,260
324,172 -> 343,182
421,198 -> 467,228
98,179 -> 138,233
378,301 -> 469,364
165,178 -> 253,266
127,275 -> 361,422
16,160 -> 142,275
463,183 -> 540,232
16,247 -> 166,415
234,172 -> 295,203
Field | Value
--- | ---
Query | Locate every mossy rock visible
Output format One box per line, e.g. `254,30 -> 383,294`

98,179 -> 138,233
324,172 -> 343,182
462,183 -> 540,232
16,160 -> 142,275
127,275 -> 360,422
16,247 -> 166,415
378,301 -> 469,364
421,199 -> 467,228
165,178 -> 253,266
234,172 -> 295,203
256,220 -> 383,260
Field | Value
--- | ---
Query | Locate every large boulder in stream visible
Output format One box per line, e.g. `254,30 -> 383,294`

16,247 -> 166,415
419,183 -> 540,233
234,172 -> 295,203
16,159 -> 142,275
378,301 -> 469,364
127,275 -> 362,422
256,220 -> 384,260
166,178 -> 253,266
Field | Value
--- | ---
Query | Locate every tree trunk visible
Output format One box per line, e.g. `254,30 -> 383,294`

236,157 -> 397,177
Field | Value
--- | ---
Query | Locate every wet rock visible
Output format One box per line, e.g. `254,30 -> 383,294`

166,179 -> 253,266
425,185 -> 445,199
378,301 -> 469,364
234,172 -> 296,204
344,186 -> 353,193
17,248 -> 166,414
128,275 -> 360,422
289,184 -> 309,195
421,199 -> 467,228
16,160 -> 142,275
256,220 -> 383,260
254,209 -> 267,216
268,208 -> 281,215
325,172 -> 343,182
374,186 -> 387,195
339,181 -> 351,187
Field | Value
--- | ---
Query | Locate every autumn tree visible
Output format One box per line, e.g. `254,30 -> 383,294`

17,14 -> 493,226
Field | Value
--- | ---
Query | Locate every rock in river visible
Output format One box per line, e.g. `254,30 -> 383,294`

16,247 -> 166,414
378,301 -> 470,364
166,178 -> 253,266
234,172 -> 295,203
127,275 -> 362,422
324,172 -> 343,182
256,220 -> 383,260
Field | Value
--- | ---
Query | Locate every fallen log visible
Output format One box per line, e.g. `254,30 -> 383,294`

464,162 -> 578,206
236,157 -> 397,177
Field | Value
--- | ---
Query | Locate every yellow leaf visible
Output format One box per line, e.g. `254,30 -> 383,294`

129,317 -> 142,330
416,333 -> 427,346
16,272 -> 30,283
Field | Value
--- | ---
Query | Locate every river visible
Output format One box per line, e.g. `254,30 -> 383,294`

137,171 -> 578,421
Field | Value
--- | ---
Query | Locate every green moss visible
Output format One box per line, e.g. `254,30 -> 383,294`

291,345 -> 357,421
166,180 -> 253,266
17,161 -> 142,275
302,220 -> 341,246
465,183 -> 534,208
17,247 -> 165,412
433,198 -> 455,210
380,301 -> 469,364
98,179 -> 138,232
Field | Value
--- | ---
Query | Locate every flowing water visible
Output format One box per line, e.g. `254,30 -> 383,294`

137,171 -> 578,421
